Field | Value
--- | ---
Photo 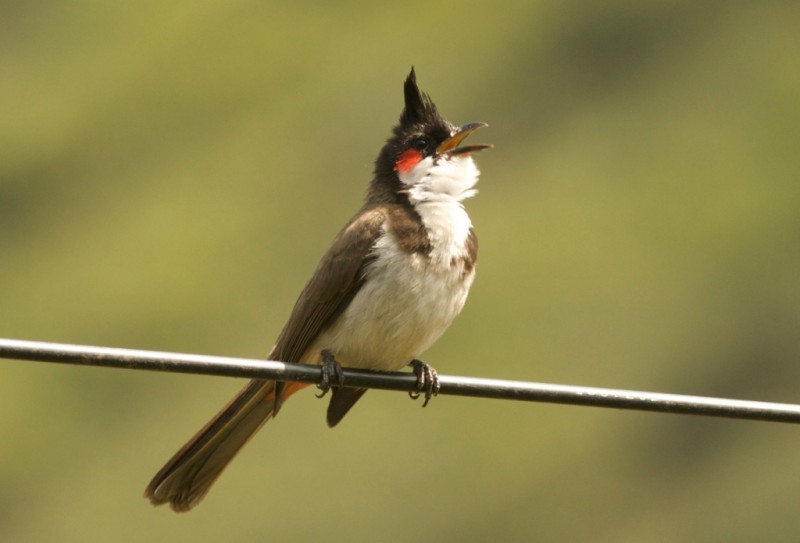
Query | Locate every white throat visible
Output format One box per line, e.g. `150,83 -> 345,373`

398,154 -> 480,204
398,154 -> 479,263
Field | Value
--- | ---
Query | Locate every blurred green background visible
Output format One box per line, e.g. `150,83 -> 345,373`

2,1 -> 800,541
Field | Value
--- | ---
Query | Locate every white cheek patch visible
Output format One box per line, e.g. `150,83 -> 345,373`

401,155 -> 480,204
398,156 -> 435,187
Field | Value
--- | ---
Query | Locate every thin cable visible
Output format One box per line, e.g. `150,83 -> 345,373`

2,337 -> 800,424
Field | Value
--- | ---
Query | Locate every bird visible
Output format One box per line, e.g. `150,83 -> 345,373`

144,68 -> 490,512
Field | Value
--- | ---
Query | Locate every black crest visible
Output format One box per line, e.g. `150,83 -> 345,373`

400,67 -> 442,127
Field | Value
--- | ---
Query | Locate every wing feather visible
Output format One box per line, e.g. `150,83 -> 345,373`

270,207 -> 387,363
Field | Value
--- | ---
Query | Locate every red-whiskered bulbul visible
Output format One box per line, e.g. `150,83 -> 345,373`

145,68 -> 490,511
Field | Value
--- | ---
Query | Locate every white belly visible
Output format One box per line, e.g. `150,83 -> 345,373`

307,229 -> 475,371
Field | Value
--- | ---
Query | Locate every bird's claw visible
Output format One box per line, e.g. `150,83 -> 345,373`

316,349 -> 344,398
409,359 -> 440,407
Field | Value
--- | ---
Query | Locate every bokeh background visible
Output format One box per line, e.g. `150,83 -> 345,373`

2,1 -> 800,541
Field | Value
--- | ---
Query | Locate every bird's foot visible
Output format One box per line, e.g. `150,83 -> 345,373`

408,359 -> 440,407
316,349 -> 345,398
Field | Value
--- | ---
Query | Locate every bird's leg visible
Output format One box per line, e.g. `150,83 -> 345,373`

316,349 -> 344,398
408,359 -> 440,407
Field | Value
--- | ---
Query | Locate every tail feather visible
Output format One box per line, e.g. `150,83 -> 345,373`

145,379 -> 306,512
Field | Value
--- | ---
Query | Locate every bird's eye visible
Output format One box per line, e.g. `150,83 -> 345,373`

410,137 -> 429,151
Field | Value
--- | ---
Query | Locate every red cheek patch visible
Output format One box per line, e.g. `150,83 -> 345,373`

394,149 -> 423,174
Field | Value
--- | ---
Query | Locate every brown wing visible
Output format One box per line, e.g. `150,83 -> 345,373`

145,208 -> 390,509
269,206 -> 387,364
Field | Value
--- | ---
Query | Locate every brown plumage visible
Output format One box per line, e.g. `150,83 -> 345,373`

145,68 -> 488,511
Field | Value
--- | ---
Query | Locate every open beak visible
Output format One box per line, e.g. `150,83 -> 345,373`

436,122 -> 492,157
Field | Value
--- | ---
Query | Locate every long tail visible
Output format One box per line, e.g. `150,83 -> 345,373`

144,379 -> 307,512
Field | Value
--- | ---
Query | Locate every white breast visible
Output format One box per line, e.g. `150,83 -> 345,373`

311,206 -> 475,372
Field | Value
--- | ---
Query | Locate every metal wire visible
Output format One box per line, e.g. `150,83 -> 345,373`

2,337 -> 800,424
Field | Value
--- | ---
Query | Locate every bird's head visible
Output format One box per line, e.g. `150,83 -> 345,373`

372,68 -> 490,204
